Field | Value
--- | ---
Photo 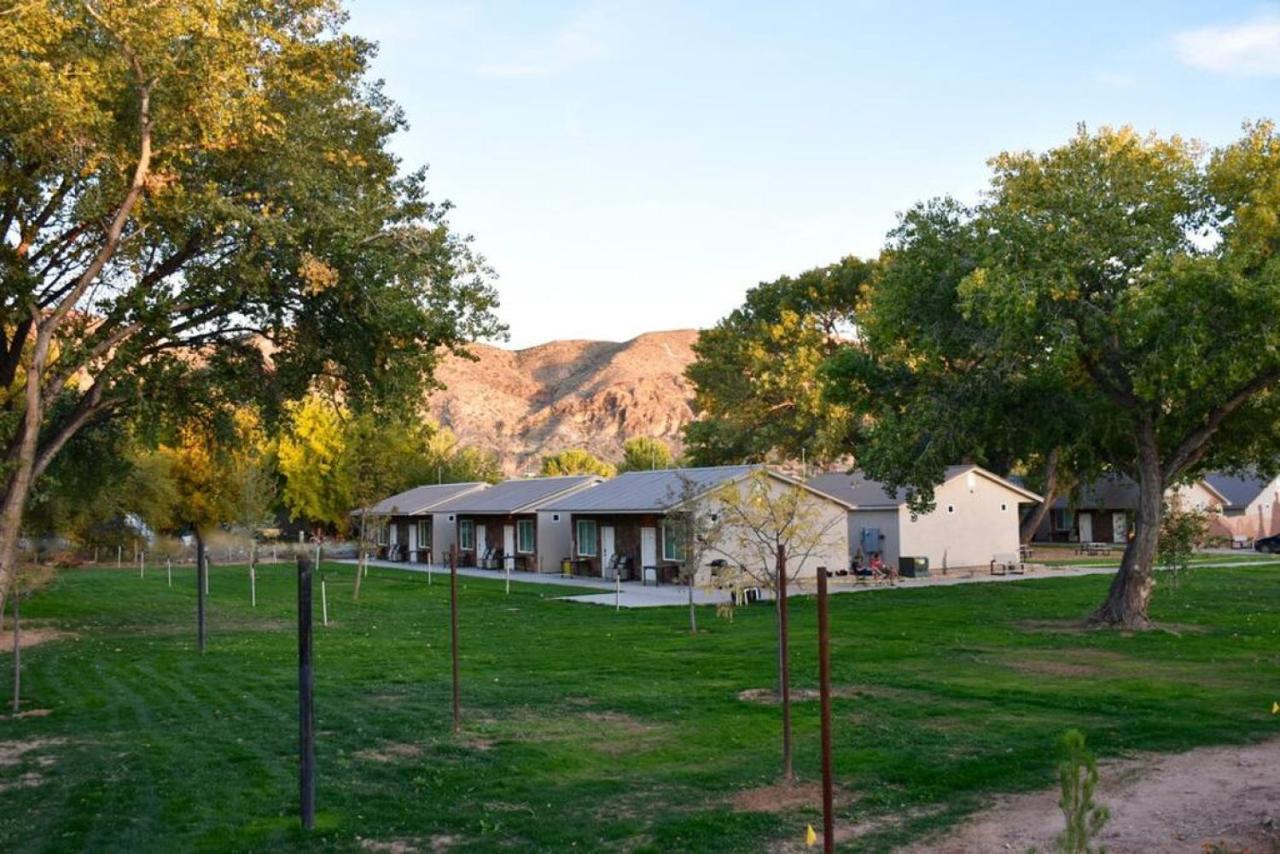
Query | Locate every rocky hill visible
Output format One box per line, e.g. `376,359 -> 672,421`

427,329 -> 700,475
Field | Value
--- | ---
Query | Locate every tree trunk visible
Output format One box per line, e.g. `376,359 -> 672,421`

687,573 -> 697,635
776,544 -> 794,781
1089,428 -> 1162,629
1020,448 -> 1062,544
352,511 -> 367,601
0,346 -> 47,621
195,528 -> 207,653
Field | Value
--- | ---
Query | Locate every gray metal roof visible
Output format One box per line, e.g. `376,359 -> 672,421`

808,465 -> 1040,508
431,476 -> 601,514
1204,471 -> 1274,510
362,482 -> 489,516
542,466 -> 761,513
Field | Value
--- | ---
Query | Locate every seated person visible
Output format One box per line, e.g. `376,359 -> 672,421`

868,552 -> 896,581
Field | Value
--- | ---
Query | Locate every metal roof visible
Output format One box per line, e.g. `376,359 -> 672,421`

431,476 -> 602,514
808,465 -> 1041,509
542,466 -> 760,512
1203,471 -> 1275,510
361,482 -> 489,516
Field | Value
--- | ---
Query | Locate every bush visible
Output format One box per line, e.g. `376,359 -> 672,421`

1055,729 -> 1109,854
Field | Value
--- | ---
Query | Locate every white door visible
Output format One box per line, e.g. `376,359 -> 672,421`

1112,512 -> 1128,543
601,526 -> 616,579
1078,512 -> 1093,543
475,524 -> 488,564
503,525 -> 515,570
640,527 -> 657,570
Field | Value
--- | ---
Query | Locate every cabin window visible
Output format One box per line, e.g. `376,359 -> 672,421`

552,513 -> 561,522
576,520 -> 598,557
459,519 -> 475,550
661,521 -> 684,562
517,519 -> 535,553
1000,503 -> 1007,512
946,504 -> 955,514
416,520 -> 431,549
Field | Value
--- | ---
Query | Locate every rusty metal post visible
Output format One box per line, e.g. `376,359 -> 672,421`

817,566 -> 834,853
777,542 -> 792,780
450,543 -> 461,735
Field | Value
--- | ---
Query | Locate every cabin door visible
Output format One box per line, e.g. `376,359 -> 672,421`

1078,512 -> 1093,543
601,526 -> 616,579
475,524 -> 488,563
1112,513 -> 1128,543
503,525 -> 515,571
640,527 -> 658,572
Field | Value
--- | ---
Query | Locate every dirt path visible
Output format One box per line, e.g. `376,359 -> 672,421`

907,739 -> 1280,853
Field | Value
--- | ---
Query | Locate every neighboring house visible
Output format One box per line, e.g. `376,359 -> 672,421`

1031,476 -> 1227,544
1203,471 -> 1280,542
542,465 -> 852,584
808,465 -> 1041,571
431,476 -> 603,572
360,482 -> 490,564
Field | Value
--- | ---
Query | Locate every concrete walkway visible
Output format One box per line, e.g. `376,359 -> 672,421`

343,556 -> 1275,609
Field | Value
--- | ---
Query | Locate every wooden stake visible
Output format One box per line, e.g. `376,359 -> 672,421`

505,560 -> 511,595
321,578 -> 328,627
139,551 -> 145,579
204,555 -> 210,595
167,557 -> 172,588
297,555 -> 316,830
449,544 -> 461,735
117,545 -> 122,568
615,572 -> 621,612
817,566 -> 834,854
251,566 -> 257,608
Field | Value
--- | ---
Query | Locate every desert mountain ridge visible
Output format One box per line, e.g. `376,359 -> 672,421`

427,329 -> 701,475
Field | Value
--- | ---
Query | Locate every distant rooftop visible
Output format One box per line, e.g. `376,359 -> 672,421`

808,465 -> 1040,508
1203,471 -> 1275,510
432,476 -> 601,514
543,466 -> 760,513
361,482 -> 488,516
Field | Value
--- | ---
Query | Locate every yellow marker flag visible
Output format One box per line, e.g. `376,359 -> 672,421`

805,824 -> 818,847
1273,701 -> 1279,715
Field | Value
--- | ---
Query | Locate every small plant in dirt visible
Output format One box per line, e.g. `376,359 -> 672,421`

1158,500 -> 1210,585
1054,729 -> 1109,854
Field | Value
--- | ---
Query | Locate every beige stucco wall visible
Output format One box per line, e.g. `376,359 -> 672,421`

1202,475 -> 1280,541
536,510 -> 574,572
896,474 -> 1025,570
699,478 -> 850,585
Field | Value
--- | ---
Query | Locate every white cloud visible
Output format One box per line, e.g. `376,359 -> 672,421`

1172,9 -> 1280,76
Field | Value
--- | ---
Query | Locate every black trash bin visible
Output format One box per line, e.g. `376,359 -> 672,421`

900,556 -> 930,578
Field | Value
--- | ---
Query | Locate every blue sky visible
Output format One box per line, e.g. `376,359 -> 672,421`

346,1 -> 1280,348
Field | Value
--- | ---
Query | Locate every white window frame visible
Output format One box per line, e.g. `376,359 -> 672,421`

459,519 -> 475,551
576,519 -> 598,557
516,519 -> 535,554
661,520 -> 684,562
416,519 -> 431,550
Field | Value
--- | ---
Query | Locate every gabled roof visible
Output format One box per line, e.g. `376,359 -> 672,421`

808,465 -> 1041,509
1204,471 -> 1277,510
543,465 -> 854,513
432,476 -> 602,514
361,482 -> 489,516
1052,475 -> 1230,510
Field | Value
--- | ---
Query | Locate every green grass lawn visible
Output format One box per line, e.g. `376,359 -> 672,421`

1034,547 -> 1275,567
2,561 -> 1278,852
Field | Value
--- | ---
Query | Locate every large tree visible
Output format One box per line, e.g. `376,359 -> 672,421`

0,0 -> 502,613
539,448 -> 615,478
683,257 -> 874,467
831,124 -> 1280,628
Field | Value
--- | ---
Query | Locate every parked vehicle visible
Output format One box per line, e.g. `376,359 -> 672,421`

1254,533 -> 1280,554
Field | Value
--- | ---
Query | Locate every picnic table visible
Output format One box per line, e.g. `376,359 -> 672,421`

1075,542 -> 1113,556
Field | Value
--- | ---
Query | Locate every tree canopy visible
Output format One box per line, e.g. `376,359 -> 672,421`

826,123 -> 1280,627
0,0 -> 503,611
683,257 -> 873,466
539,448 -> 616,478
617,436 -> 674,473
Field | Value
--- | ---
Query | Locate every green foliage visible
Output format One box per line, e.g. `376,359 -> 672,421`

539,448 -> 616,478
684,257 -> 874,466
618,437 -> 674,472
276,391 -> 499,533
1157,500 -> 1210,576
1054,730 -> 1110,854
